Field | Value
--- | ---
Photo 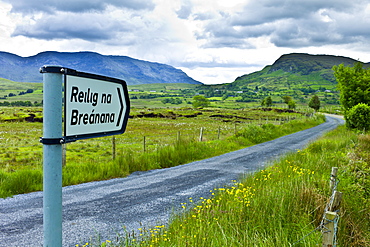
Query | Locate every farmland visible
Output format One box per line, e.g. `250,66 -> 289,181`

0,77 -> 335,198
0,106 -> 312,167
0,77 -> 342,112
0,105 -> 320,198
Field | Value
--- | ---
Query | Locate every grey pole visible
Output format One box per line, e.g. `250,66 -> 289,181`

42,68 -> 63,247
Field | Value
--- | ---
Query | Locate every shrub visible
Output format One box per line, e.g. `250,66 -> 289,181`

334,62 -> 370,111
308,95 -> 320,111
261,96 -> 272,107
288,100 -> 296,109
345,103 -> 370,131
192,95 -> 210,108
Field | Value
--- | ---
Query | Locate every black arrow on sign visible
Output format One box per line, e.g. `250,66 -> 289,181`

116,87 -> 123,127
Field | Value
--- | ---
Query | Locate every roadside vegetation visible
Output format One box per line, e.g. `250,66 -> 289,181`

334,62 -> 370,132
99,125 -> 369,247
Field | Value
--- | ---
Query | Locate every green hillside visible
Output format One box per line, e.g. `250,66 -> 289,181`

234,66 -> 335,92
0,78 -> 43,104
218,53 -> 369,107
233,53 -> 364,91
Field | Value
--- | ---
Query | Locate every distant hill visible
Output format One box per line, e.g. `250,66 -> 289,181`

233,53 -> 369,89
0,51 -> 202,85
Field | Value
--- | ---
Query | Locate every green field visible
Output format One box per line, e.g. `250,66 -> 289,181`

0,78 -> 43,104
0,106 -> 309,171
0,106 -> 318,197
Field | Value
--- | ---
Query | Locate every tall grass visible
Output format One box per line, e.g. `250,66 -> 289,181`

0,107 -> 308,171
121,126 -> 369,247
0,115 -> 324,198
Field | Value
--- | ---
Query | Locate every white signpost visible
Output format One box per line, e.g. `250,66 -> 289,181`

40,66 -> 130,247
64,72 -> 129,141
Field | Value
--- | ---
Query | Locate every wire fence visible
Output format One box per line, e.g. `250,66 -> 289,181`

0,114 -> 315,168
291,167 -> 342,247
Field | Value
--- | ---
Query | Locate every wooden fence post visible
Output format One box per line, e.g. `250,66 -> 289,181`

199,127 -> 203,142
330,167 -> 338,191
322,212 -> 337,247
112,136 -> 116,160
322,167 -> 342,247
143,136 -> 146,152
328,191 -> 343,212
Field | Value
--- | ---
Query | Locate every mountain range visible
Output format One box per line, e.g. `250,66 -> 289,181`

0,51 -> 202,85
0,51 -> 367,89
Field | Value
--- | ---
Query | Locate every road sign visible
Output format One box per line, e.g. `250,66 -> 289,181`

63,68 -> 130,141
39,65 -> 130,247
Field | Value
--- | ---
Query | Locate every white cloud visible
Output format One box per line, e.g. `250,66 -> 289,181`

3,0 -> 155,14
180,66 -> 256,85
12,11 -> 132,41
1,0 -> 370,84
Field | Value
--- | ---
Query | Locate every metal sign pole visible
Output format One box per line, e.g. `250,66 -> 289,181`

41,68 -> 63,247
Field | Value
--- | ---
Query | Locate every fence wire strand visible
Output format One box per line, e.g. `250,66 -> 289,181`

291,174 -> 340,246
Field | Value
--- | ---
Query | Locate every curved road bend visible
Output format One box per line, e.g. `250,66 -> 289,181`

0,116 -> 344,247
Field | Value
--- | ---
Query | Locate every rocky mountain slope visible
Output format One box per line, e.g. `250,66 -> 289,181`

0,51 -> 202,85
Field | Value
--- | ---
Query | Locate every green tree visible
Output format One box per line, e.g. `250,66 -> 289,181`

308,95 -> 320,111
261,96 -> 272,107
281,95 -> 296,109
288,100 -> 296,109
192,95 -> 210,108
333,62 -> 370,111
281,96 -> 292,104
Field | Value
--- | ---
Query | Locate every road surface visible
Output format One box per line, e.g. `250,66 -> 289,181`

0,116 -> 344,246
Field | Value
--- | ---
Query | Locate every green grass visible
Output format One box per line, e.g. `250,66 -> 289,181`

113,126 -> 369,247
0,108 -> 323,198
0,106 -> 310,170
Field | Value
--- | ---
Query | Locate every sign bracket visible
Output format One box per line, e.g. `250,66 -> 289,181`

39,137 -> 77,145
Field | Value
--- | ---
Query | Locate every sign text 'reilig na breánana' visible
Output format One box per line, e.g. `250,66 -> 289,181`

65,75 -> 128,139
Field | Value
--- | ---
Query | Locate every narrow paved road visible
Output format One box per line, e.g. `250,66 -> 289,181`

0,116 -> 344,247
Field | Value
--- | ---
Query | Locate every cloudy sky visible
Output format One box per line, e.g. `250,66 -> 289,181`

1,0 -> 370,84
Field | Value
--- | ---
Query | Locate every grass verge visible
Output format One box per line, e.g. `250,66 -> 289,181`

115,125 -> 369,247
